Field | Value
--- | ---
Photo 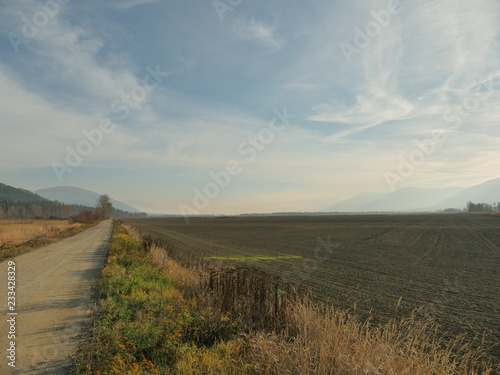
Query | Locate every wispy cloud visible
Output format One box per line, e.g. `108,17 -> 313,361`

114,0 -> 163,10
282,83 -> 322,91
233,17 -> 286,50
0,2 -> 141,108
308,93 -> 413,139
0,65 -> 96,170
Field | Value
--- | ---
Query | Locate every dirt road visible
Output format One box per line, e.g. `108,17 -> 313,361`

0,220 -> 113,374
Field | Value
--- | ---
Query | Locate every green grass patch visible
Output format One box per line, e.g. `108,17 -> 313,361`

203,255 -> 302,262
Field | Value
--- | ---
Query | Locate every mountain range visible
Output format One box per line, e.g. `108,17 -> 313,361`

123,200 -> 166,214
4,178 -> 499,216
325,178 -> 500,212
431,178 -> 500,210
35,186 -> 141,213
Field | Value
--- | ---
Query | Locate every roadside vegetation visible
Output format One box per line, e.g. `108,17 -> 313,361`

0,219 -> 94,260
74,221 -> 494,374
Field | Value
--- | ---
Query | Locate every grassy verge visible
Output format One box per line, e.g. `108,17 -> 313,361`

74,222 -> 241,374
0,221 -> 96,261
74,222 -> 494,374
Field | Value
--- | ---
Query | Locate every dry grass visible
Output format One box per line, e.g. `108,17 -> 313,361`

121,223 -> 143,242
149,244 -> 199,291
0,219 -> 79,247
194,266 -> 493,374
235,300 -> 492,375
204,266 -> 299,333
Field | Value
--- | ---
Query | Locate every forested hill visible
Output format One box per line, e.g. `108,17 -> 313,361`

0,182 -> 146,219
0,182 -> 73,219
0,182 -> 47,203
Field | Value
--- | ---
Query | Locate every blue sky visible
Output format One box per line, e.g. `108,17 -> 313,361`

1,0 -> 500,214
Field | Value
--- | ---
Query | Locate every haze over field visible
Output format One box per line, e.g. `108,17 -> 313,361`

34,179 -> 500,215
1,1 -> 500,214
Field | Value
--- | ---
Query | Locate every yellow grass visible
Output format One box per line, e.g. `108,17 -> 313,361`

0,219 -> 80,247
232,301 -> 492,375
121,223 -> 143,242
149,244 -> 200,290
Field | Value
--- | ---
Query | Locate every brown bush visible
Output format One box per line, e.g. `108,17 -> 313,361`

71,210 -> 96,224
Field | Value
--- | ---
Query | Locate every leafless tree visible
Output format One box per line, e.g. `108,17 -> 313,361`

95,194 -> 113,219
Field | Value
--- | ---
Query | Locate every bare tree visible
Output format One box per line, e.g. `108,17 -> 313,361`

96,194 -> 113,219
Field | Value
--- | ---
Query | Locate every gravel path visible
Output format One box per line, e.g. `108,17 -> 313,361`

0,220 -> 113,374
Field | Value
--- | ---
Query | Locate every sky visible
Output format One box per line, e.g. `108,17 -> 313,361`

0,0 -> 500,214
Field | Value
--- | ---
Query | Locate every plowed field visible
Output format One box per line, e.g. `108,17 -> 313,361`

124,214 -> 500,367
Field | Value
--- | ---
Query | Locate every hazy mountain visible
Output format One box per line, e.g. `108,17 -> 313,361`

327,187 -> 464,212
124,200 -> 166,214
35,186 -> 140,213
0,182 -> 80,219
431,178 -> 500,210
323,198 -> 341,207
0,182 -> 47,203
358,187 -> 464,212
325,193 -> 384,212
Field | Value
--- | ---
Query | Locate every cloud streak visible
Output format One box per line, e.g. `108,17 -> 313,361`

114,0 -> 163,10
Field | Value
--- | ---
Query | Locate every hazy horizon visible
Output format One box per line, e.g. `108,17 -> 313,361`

1,1 -> 500,215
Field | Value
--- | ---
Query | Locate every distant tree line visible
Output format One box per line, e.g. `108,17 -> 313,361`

0,198 -> 147,220
0,200 -> 74,219
466,201 -> 500,212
